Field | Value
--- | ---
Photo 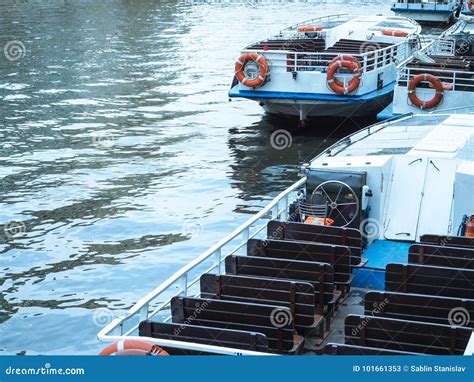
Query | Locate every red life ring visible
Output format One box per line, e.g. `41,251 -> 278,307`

381,29 -> 409,37
329,55 -> 362,72
235,52 -> 269,88
408,74 -> 444,110
99,340 -> 169,356
297,25 -> 323,33
326,58 -> 361,95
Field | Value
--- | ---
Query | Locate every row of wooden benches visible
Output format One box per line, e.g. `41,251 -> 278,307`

137,220 -> 474,355
139,221 -> 362,354
326,234 -> 474,355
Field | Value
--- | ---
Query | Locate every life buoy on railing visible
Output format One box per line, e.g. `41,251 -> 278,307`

468,0 -> 474,12
235,52 -> 269,88
99,340 -> 169,356
329,55 -> 362,72
297,25 -> 323,33
381,29 -> 409,37
326,57 -> 361,95
408,73 -> 444,110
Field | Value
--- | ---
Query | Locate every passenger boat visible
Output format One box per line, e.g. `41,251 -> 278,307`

461,0 -> 474,20
97,114 -> 474,356
228,15 -> 421,122
391,0 -> 460,24
379,19 -> 474,119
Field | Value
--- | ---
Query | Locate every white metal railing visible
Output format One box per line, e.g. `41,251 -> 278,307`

97,177 -> 306,355
393,0 -> 457,9
244,40 -> 413,75
399,66 -> 474,92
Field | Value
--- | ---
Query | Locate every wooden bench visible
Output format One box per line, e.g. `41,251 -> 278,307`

138,321 -> 269,355
225,254 -> 335,316
267,220 -> 363,266
385,263 -> 474,299
247,238 -> 353,295
408,244 -> 474,270
324,343 -> 420,355
365,291 -> 474,328
420,234 -> 474,249
171,296 -> 303,354
345,315 -> 472,355
200,273 -> 325,336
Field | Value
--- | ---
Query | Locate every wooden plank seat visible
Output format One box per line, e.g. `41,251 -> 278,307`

385,263 -> 474,299
225,254 -> 335,316
247,238 -> 353,293
323,343 -> 420,355
365,291 -> 474,328
408,244 -> 474,270
200,274 -> 325,336
138,321 -> 269,355
267,220 -> 364,266
171,296 -> 303,354
420,234 -> 474,249
345,315 -> 472,355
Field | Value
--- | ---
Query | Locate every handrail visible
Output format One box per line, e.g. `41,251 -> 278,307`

243,39 -> 412,74
97,177 -> 306,354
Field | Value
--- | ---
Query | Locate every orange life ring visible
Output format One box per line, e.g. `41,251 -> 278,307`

469,0 -> 474,12
297,25 -> 323,33
99,340 -> 169,356
381,29 -> 409,37
326,58 -> 361,95
408,73 -> 444,110
235,52 -> 269,88
329,55 -> 362,72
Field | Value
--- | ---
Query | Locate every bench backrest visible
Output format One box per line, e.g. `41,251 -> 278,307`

247,238 -> 352,284
409,244 -> 474,270
345,315 -> 472,355
200,273 -> 316,331
138,321 -> 269,354
267,220 -> 362,265
385,263 -> 474,299
365,291 -> 474,328
171,296 -> 294,353
225,254 -> 334,313
420,234 -> 474,249
324,343 -> 419,355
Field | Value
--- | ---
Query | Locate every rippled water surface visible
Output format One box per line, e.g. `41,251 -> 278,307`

0,0 -> 445,354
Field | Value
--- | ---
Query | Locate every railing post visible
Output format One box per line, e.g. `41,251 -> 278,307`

179,274 -> 188,296
112,322 -> 123,336
272,204 -> 279,220
281,195 -> 289,221
241,228 -> 249,255
139,304 -> 149,322
213,248 -> 222,274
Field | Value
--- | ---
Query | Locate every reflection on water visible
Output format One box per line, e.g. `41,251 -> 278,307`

0,0 -> 443,354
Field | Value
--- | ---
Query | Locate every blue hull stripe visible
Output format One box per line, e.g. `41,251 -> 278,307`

228,81 -> 395,104
391,7 -> 454,14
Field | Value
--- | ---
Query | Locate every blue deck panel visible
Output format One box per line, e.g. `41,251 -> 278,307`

353,240 -> 411,290
228,82 -> 395,103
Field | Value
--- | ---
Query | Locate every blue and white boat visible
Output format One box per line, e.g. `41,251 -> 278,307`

380,18 -> 474,119
228,15 -> 421,121
98,114 -> 474,356
461,0 -> 474,19
391,0 -> 460,24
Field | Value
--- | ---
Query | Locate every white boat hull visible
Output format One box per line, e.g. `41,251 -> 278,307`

391,10 -> 453,23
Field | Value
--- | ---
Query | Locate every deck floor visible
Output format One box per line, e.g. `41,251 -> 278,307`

305,288 -> 367,354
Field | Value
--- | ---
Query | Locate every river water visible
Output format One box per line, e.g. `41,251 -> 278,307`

0,0 -> 443,354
